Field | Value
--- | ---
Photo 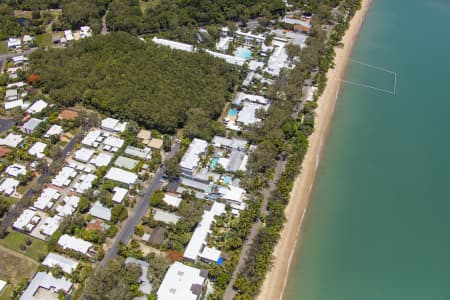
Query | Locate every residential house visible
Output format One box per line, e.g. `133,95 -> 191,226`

19,272 -> 72,300
22,118 -> 43,135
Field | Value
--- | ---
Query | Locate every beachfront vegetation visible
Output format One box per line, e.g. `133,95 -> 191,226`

28,32 -> 239,135
231,0 -> 363,298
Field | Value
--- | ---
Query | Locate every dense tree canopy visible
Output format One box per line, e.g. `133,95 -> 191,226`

0,4 -> 21,40
28,32 -> 239,133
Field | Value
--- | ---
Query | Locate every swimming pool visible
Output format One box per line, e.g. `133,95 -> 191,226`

234,47 -> 252,59
210,157 -> 219,169
228,108 -> 238,117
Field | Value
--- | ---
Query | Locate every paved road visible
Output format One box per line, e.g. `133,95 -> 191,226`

0,122 -> 90,232
0,119 -> 15,135
223,160 -> 286,300
100,142 -> 180,266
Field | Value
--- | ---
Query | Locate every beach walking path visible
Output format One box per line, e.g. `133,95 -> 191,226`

257,0 -> 373,299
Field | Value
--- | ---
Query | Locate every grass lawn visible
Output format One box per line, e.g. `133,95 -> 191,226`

0,245 -> 38,284
0,231 -> 48,261
0,284 -> 15,300
35,33 -> 52,48
0,41 -> 7,55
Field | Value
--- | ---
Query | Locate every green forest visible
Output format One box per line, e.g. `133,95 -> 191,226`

28,32 -> 239,133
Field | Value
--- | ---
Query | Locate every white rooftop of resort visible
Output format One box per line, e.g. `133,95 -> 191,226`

152,37 -> 195,52
7,81 -> 25,88
237,102 -> 268,126
0,178 -> 19,195
180,138 -> 208,172
112,186 -> 128,203
74,148 -> 95,162
272,29 -> 307,47
13,208 -> 40,232
44,124 -> 63,138
157,262 -> 207,300
153,209 -> 181,224
4,99 -> 27,110
248,60 -> 265,71
266,41 -> 290,76
101,117 -> 127,132
26,99 -> 47,114
233,92 -> 270,105
19,272 -> 72,300
56,195 -> 80,217
163,193 -> 182,208
58,234 -> 93,255
74,173 -> 97,194
28,141 -> 47,158
199,246 -> 221,263
114,156 -> 139,170
6,163 -> 27,177
217,185 -> 246,210
22,118 -> 43,134
42,252 -> 79,274
183,202 -> 226,262
205,50 -> 246,66
212,136 -> 248,151
40,215 -> 62,236
7,37 -> 21,48
64,29 -> 74,41
104,167 -> 138,185
0,133 -> 24,148
104,135 -> 124,149
90,152 -> 113,167
34,187 -> 60,210
89,201 -> 111,221
125,145 -> 152,160
52,166 -> 77,187
82,129 -> 102,147
235,29 -> 265,41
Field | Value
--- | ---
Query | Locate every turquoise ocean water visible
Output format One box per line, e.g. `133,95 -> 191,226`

284,0 -> 450,299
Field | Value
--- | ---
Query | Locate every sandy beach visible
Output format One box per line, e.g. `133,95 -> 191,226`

257,1 -> 372,299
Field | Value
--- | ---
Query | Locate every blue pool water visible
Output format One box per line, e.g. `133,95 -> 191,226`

234,47 -> 252,59
228,108 -> 238,117
223,176 -> 232,185
210,158 -> 219,169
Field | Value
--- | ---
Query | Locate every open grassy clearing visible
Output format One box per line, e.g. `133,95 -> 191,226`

0,231 -> 48,261
0,245 -> 38,284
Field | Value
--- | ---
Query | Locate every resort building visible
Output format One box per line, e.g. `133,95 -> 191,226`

114,156 -> 139,170
6,163 -> 27,177
13,208 -> 40,232
55,195 -> 80,217
101,117 -> 127,132
80,26 -> 92,38
74,174 -> 97,194
44,124 -> 64,138
7,38 -> 21,49
40,215 -> 62,236
82,129 -> 102,147
22,118 -> 43,135
33,187 -> 60,210
74,148 -> 95,163
152,37 -> 195,52
57,234 -> 94,256
0,178 -> 19,196
90,152 -> 113,167
28,142 -> 47,159
42,252 -> 79,274
19,272 -> 72,300
180,138 -> 208,178
183,202 -> 226,262
51,167 -> 77,187
26,100 -> 48,114
89,201 -> 111,221
104,167 -> 138,186
212,136 -> 248,151
163,193 -> 182,208
0,133 -> 24,148
157,262 -> 208,300
124,145 -> 152,160
112,186 -> 128,203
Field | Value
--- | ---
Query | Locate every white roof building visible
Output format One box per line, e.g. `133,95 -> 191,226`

33,187 -> 60,210
55,195 -> 80,217
64,30 -> 74,41
44,124 -> 63,138
28,142 -> 47,158
22,118 -> 43,134
4,99 -> 27,110
74,174 -> 97,194
212,136 -> 247,151
205,50 -> 246,66
163,194 -> 182,208
40,215 -> 62,236
80,26 -> 92,38
90,152 -> 113,167
7,38 -> 21,49
233,92 -> 270,106
74,148 -> 95,163
199,246 -> 221,263
0,133 -> 24,148
13,208 -> 39,232
104,167 -> 138,185
0,280 -> 6,294
101,118 -> 127,132
23,34 -> 34,43
26,100 -> 48,114
183,202 -> 225,262
124,145 -> 151,160
152,37 -> 195,52
19,272 -> 72,300
0,178 -> 19,195
89,201 -> 111,221
6,163 -> 27,177
180,138 -> 208,176
42,252 -> 79,274
103,135 -> 124,151
114,156 -> 138,170
57,234 -> 93,255
266,41 -> 290,76
52,166 -> 77,187
12,55 -> 27,65
157,262 -> 207,300
237,102 -> 268,126
112,186 -> 128,203
82,129 -> 102,147
217,186 -> 246,210
125,257 -> 152,296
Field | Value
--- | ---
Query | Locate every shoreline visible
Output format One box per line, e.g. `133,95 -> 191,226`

257,0 -> 373,299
